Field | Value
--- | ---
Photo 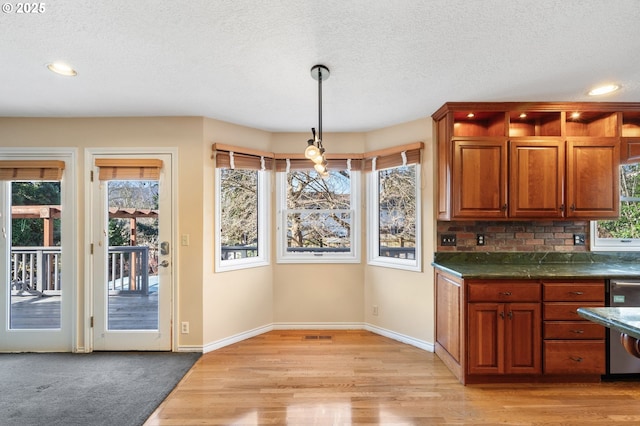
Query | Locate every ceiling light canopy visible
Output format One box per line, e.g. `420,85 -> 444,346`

47,61 -> 77,76
588,83 -> 620,96
304,64 -> 330,179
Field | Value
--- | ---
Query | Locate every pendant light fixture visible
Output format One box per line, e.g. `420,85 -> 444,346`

304,64 -> 330,179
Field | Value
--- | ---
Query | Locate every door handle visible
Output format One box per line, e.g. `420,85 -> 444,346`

159,260 -> 170,268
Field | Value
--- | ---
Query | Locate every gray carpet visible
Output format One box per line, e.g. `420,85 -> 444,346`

0,351 -> 201,426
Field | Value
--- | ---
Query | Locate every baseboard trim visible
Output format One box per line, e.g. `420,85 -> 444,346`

364,323 -> 434,352
273,322 -> 365,330
202,324 -> 274,354
199,322 -> 434,354
176,345 -> 204,353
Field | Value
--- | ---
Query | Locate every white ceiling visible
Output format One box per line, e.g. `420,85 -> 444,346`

1,0 -> 639,132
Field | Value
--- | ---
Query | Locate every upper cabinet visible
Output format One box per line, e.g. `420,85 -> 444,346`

433,102 -> 635,221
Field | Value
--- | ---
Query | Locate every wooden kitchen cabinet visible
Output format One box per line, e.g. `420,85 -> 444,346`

468,302 -> 541,375
542,280 -> 606,375
434,271 -> 606,384
467,281 -> 541,376
452,139 -> 507,219
509,139 -> 564,218
565,139 -> 619,218
433,102 -> 635,220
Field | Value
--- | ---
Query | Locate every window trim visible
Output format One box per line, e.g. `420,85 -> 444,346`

215,168 -> 270,272
367,163 -> 422,271
276,169 -> 361,264
590,220 -> 640,251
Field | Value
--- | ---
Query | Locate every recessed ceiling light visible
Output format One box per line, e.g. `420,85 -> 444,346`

588,84 -> 619,96
47,61 -> 77,76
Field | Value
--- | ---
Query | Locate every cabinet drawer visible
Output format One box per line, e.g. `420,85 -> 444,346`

544,321 -> 605,340
543,282 -> 604,302
468,283 -> 540,302
544,340 -> 605,374
543,302 -> 604,321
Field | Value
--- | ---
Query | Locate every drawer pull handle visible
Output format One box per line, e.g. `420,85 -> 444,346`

570,291 -> 584,296
570,356 -> 583,362
570,329 -> 585,334
499,291 -> 512,296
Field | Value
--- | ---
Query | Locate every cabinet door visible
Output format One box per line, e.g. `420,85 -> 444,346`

509,140 -> 565,218
505,303 -> 542,374
566,138 -> 620,218
452,139 -> 508,219
468,303 -> 504,375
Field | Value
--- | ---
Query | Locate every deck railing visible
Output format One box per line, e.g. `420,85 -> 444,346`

11,247 -> 61,294
10,245 -> 151,295
107,246 -> 150,295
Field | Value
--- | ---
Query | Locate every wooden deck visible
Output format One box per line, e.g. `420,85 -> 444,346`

10,292 -> 158,330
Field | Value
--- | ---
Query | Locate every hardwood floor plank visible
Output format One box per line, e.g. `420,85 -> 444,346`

145,330 -> 640,425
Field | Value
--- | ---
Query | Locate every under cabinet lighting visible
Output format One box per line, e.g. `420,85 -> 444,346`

519,113 -> 527,119
467,113 -> 475,118
47,61 -> 77,76
588,84 -> 620,96
571,112 -> 581,120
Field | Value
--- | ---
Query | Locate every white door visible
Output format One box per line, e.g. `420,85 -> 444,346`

0,152 -> 76,352
90,152 -> 173,351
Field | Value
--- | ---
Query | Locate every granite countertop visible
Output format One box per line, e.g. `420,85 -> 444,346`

577,307 -> 640,340
432,252 -> 640,279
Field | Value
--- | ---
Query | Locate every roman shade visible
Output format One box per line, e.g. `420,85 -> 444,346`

364,142 -> 423,172
212,143 -> 274,170
0,160 -> 65,180
95,158 -> 163,180
274,154 -> 364,172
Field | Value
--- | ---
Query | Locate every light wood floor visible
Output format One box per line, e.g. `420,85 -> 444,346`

145,330 -> 640,425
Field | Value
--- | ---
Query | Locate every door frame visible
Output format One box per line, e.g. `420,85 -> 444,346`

0,147 -> 78,352
84,147 -> 178,352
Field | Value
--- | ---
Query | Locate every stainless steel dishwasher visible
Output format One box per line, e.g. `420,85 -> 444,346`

607,279 -> 640,376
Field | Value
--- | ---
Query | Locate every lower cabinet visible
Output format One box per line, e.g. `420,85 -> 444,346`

433,271 -> 606,384
468,302 -> 541,375
542,281 -> 606,375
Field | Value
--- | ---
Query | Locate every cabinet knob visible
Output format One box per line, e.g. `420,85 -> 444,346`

569,356 -> 583,363
570,329 -> 585,334
570,291 -> 584,296
508,311 -> 513,320
559,204 -> 565,212
501,204 -> 508,211
570,204 -> 576,212
499,311 -> 505,319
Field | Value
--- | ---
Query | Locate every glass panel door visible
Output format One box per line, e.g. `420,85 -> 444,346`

92,153 -> 172,351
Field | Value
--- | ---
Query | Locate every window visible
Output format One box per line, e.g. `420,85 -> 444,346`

214,147 -> 271,271
591,163 -> 640,251
368,163 -> 421,271
277,167 -> 360,263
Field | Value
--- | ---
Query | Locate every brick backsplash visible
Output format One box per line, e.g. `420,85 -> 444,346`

437,220 -> 590,252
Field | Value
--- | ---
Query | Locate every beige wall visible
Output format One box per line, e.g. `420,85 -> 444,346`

363,118 -> 436,343
270,133 -> 367,325
0,116 -> 205,350
202,118 -> 274,347
0,115 -> 437,351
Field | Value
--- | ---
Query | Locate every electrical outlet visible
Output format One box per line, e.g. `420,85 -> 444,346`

476,234 -> 485,246
573,234 -> 585,245
372,305 -> 378,316
441,234 -> 457,246
181,321 -> 189,334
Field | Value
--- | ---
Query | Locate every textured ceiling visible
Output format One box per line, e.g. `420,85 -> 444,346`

1,0 -> 639,132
